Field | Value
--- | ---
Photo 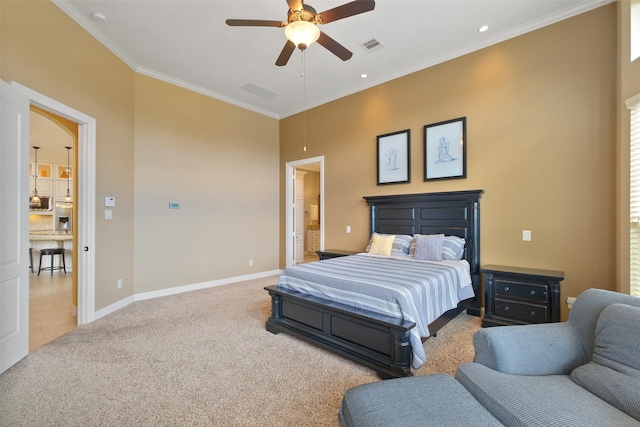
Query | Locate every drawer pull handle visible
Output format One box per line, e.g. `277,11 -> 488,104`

530,290 -> 536,295
504,286 -> 510,292
504,306 -> 510,311
530,311 -> 536,316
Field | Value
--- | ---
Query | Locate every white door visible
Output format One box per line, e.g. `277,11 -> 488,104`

0,80 -> 30,374
295,170 -> 306,263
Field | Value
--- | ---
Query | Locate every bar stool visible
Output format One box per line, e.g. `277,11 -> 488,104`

29,248 -> 34,273
38,248 -> 66,276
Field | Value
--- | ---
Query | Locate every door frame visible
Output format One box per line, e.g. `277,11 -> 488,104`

285,156 -> 324,268
12,82 -> 97,325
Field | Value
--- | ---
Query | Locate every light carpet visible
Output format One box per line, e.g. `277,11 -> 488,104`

0,275 -> 481,426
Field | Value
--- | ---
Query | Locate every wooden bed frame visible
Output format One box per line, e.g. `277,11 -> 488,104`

265,190 -> 484,378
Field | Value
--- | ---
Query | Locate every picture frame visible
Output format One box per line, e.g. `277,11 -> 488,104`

424,117 -> 467,181
377,129 -> 411,185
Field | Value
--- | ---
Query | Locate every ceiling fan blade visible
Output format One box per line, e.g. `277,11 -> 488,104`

286,0 -> 304,12
276,40 -> 296,66
317,32 -> 352,61
317,0 -> 375,25
225,19 -> 286,27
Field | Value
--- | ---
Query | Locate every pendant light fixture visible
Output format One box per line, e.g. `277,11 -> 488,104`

64,146 -> 73,206
30,146 -> 42,208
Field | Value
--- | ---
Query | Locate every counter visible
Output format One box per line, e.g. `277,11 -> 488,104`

29,233 -> 73,243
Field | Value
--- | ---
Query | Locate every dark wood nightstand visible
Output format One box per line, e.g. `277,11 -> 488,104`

481,265 -> 564,327
316,249 -> 359,260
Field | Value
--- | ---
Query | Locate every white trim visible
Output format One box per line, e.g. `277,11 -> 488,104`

93,270 -> 282,321
626,92 -> 640,110
51,0 -> 278,120
11,82 -> 97,325
285,156 -> 324,268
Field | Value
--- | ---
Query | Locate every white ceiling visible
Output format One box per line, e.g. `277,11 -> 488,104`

54,0 -> 611,119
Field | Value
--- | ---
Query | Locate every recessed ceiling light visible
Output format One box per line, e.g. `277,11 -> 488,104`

478,25 -> 489,33
91,12 -> 107,23
361,74 -> 368,79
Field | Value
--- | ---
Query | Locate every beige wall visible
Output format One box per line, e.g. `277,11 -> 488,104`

1,0 -> 634,321
1,1 -> 280,309
280,4 -> 618,320
2,0 -> 136,310
133,75 -> 279,293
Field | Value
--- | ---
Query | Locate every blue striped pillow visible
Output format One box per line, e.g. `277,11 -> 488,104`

441,235 -> 466,260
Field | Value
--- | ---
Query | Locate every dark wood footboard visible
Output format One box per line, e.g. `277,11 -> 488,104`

265,285 -> 416,378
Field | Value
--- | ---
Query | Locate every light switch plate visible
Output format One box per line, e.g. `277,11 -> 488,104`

105,209 -> 112,220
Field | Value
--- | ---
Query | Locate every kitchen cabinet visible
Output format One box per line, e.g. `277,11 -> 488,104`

29,161 -> 54,195
30,161 -> 52,179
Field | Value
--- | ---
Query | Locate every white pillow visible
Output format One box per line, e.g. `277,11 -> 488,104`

368,234 -> 395,256
366,233 -> 412,256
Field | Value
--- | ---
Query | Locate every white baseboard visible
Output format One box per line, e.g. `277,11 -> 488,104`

94,294 -> 135,321
93,270 -> 282,321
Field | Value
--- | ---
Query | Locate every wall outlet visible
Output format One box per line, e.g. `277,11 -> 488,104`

117,278 -> 122,289
567,296 -> 576,309
249,259 -> 253,266
522,230 -> 531,241
346,225 -> 351,234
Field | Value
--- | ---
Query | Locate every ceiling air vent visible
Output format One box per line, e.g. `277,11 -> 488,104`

360,38 -> 384,53
241,82 -> 279,100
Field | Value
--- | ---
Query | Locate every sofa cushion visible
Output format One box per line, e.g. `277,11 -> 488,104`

339,374 -> 503,427
456,362 -> 640,427
570,303 -> 640,421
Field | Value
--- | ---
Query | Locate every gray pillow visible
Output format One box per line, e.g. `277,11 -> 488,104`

570,303 -> 640,421
413,234 -> 444,261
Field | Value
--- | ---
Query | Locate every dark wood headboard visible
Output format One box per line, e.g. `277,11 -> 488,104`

363,190 -> 484,316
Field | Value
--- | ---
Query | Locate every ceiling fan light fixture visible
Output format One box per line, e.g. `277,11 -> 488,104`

285,21 -> 320,50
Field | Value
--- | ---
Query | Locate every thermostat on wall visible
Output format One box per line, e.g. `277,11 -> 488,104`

169,202 -> 180,209
104,196 -> 115,207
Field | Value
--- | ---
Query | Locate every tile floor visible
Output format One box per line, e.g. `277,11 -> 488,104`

29,270 -> 76,351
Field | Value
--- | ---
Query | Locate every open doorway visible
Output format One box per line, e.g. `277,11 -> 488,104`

285,156 -> 324,268
28,107 -> 77,350
13,82 -> 97,328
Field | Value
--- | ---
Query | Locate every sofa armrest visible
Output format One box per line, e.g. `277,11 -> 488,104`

473,323 -> 587,375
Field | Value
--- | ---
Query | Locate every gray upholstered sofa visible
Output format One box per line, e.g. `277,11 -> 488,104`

339,288 -> 640,426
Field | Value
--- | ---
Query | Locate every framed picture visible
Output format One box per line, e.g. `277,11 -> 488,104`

377,129 -> 411,185
424,117 -> 467,181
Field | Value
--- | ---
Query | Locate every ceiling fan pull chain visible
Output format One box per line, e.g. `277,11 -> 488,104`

302,50 -> 307,152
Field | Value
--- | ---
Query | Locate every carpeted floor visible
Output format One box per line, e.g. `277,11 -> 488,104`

0,275 -> 481,426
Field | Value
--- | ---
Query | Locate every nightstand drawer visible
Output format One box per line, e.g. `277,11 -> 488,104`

494,299 -> 547,323
494,280 -> 548,303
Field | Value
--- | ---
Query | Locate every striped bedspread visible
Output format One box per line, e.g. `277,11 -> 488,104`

276,253 -> 474,369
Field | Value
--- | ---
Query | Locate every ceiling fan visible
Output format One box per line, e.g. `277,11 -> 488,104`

226,0 -> 375,66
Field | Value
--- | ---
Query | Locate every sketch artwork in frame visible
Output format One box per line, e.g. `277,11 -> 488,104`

424,117 -> 467,181
377,129 -> 411,185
